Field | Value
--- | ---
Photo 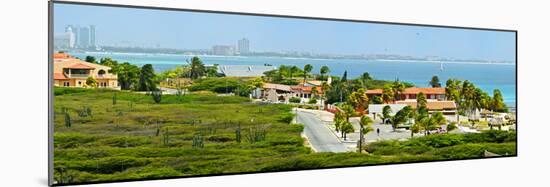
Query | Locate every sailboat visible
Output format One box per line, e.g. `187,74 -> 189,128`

440,62 -> 444,71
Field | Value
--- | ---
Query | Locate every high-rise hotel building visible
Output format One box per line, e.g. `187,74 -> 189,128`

238,38 -> 250,54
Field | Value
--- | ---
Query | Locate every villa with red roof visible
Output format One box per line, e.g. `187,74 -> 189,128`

366,87 -> 447,101
261,82 -> 323,103
52,53 -> 119,88
366,87 -> 456,114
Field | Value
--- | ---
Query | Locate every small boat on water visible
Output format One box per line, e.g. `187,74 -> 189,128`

440,62 -> 444,71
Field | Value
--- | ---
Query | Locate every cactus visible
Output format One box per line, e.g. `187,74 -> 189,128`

76,106 -> 92,117
64,112 -> 72,128
245,126 -> 267,144
60,106 -> 68,114
156,127 -> 160,136
235,123 -> 242,143
192,134 -> 204,148
162,129 -> 170,146
112,93 -> 117,105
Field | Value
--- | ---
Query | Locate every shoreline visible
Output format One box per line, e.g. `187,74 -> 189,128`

73,51 -> 515,66
68,52 -> 517,105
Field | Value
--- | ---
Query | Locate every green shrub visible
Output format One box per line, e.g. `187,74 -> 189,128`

151,90 -> 162,104
446,122 -> 457,131
279,113 -> 295,124
289,97 -> 301,103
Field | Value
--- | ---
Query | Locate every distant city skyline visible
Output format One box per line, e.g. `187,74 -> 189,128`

54,3 -> 516,63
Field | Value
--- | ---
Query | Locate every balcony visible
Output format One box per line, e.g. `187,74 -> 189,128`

65,73 -> 90,78
96,74 -> 118,79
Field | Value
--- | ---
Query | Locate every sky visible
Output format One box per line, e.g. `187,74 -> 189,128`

54,3 -> 516,62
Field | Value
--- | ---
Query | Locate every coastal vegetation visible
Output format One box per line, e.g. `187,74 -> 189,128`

53,87 -> 515,184
54,55 -> 515,184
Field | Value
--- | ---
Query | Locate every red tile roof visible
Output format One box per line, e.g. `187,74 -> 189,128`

67,63 -> 95,69
53,73 -> 68,80
53,53 -> 71,59
263,83 -> 292,91
366,87 -> 445,95
290,85 -> 323,94
396,100 -> 456,110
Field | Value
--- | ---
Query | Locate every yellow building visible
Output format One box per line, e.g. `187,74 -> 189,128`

53,53 -> 119,88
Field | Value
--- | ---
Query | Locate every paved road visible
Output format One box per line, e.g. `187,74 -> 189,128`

346,118 -> 414,143
296,110 -> 349,153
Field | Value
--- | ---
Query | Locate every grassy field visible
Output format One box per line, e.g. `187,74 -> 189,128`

53,87 -> 516,184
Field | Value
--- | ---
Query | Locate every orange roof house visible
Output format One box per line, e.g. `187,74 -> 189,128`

396,100 -> 457,114
366,87 -> 446,101
53,73 -> 68,80
53,53 -> 71,59
52,52 -> 119,89
67,63 -> 96,69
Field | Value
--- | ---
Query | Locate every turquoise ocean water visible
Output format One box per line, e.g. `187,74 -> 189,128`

70,52 -> 516,107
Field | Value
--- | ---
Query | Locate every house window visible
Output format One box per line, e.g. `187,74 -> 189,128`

63,82 -> 70,87
78,81 -> 82,85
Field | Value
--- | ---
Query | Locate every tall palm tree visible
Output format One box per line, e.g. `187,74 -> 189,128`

303,64 -> 313,84
188,57 -> 205,80
341,121 -> 354,140
429,75 -> 441,88
391,81 -> 405,101
417,92 -> 427,108
382,85 -> 394,104
320,65 -> 330,80
445,79 -> 462,122
461,80 -> 476,119
341,104 -> 356,122
334,110 -> 345,133
320,82 -> 331,109
380,105 -> 392,124
311,87 -> 319,100
358,115 -> 374,152
348,88 -> 369,113
492,89 -> 507,112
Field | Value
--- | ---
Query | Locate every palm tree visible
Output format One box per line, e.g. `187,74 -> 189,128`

303,64 -> 313,84
420,112 -> 446,135
381,85 -> 394,104
472,88 -> 487,120
417,92 -> 427,108
348,88 -> 369,113
311,87 -> 319,100
320,82 -> 331,109
320,66 -> 330,80
189,57 -> 206,80
429,75 -> 441,88
361,72 -> 372,81
358,115 -> 374,152
445,79 -> 462,122
461,80 -> 476,119
391,81 -> 405,101
390,106 -> 412,131
358,72 -> 373,88
290,66 -> 299,80
340,121 -> 354,140
380,105 -> 392,124
341,104 -> 356,122
492,89 -> 507,112
334,110 -> 346,133
410,123 -> 421,137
